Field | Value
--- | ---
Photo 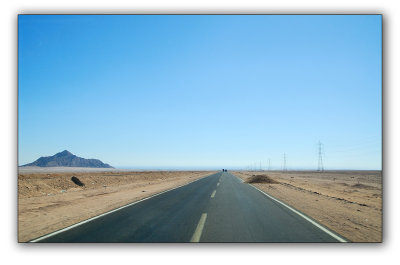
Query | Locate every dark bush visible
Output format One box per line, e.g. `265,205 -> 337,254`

71,176 -> 85,186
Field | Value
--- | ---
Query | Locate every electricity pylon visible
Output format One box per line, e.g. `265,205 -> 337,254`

283,153 -> 287,171
317,141 -> 324,172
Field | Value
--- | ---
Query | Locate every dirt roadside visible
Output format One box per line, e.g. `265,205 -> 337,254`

233,170 -> 382,242
18,170 -> 214,242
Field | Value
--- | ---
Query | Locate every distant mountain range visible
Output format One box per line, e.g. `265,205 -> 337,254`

21,150 -> 113,168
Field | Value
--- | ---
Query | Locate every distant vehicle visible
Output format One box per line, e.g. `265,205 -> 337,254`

222,169 -> 225,172
222,169 -> 227,172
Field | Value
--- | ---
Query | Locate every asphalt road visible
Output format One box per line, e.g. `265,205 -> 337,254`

33,172 -> 347,243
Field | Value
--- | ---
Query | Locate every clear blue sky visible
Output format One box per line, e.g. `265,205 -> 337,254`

18,15 -> 382,170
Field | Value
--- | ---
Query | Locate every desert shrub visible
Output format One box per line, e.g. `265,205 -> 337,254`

71,176 -> 85,186
352,183 -> 375,190
246,175 -> 279,184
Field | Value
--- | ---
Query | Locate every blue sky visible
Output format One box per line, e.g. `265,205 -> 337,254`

18,15 -> 382,170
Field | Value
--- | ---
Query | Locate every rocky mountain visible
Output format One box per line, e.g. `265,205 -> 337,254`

21,150 -> 113,168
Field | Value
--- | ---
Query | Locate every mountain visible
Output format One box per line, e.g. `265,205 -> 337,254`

21,150 -> 114,168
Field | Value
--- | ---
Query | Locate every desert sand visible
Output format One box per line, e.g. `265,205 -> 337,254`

18,168 -> 382,242
18,168 -> 213,242
233,170 -> 382,242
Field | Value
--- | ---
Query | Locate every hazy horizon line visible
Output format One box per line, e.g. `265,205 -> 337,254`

114,166 -> 382,171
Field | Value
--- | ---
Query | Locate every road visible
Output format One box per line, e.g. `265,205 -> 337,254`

32,172 -> 347,243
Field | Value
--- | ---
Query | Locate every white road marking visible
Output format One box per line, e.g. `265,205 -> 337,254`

29,173 -> 216,243
211,190 -> 216,198
217,182 -> 220,186
231,173 -> 348,242
190,213 -> 207,242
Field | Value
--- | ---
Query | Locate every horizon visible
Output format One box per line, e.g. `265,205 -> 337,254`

18,15 -> 382,170
18,149 -> 381,171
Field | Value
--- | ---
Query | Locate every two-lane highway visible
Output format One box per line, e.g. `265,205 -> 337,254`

31,172 -> 347,243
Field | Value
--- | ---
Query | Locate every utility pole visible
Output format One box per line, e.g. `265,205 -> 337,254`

268,159 -> 271,171
317,141 -> 324,172
283,153 -> 287,171
259,161 -> 262,171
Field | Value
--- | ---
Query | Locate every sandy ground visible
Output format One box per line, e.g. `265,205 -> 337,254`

233,170 -> 382,242
18,168 -> 382,242
18,168 -> 213,242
